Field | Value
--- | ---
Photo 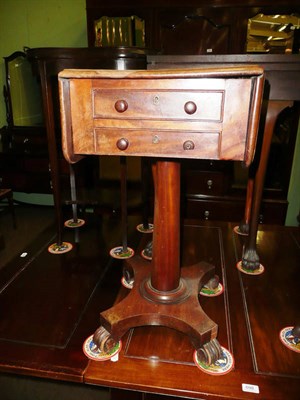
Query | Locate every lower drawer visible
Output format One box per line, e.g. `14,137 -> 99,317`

185,197 -> 288,225
183,170 -> 230,196
94,128 -> 220,159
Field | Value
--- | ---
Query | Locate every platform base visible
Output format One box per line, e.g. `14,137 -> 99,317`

94,256 -> 219,355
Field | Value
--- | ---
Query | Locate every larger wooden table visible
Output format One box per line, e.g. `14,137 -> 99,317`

84,222 -> 300,399
0,217 -> 299,399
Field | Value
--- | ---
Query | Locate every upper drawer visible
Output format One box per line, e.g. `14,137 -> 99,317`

92,89 -> 224,122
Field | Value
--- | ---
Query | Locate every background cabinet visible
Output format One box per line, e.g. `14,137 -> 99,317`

86,0 -> 300,224
0,126 -> 50,193
86,0 -> 300,54
1,2 -> 299,225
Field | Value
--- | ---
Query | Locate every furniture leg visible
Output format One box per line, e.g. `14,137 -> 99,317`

63,163 -> 85,241
120,156 -> 128,253
0,188 -> 16,228
242,100 -> 293,270
39,62 -> 64,246
140,157 -> 152,230
238,172 -> 254,235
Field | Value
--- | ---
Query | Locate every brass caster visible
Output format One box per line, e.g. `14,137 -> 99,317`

204,274 -> 219,290
235,220 -> 249,236
141,240 -> 153,260
122,265 -> 134,288
200,274 -> 224,297
242,248 -> 260,271
292,324 -> 300,339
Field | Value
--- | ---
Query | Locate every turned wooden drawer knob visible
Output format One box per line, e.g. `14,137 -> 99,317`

184,101 -> 197,115
183,140 -> 195,150
115,99 -> 128,113
207,179 -> 213,189
116,138 -> 129,150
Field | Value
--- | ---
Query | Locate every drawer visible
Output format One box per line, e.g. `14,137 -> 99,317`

0,126 -> 47,154
185,198 -> 288,224
184,170 -> 230,196
185,198 -> 245,222
94,128 -> 220,159
0,171 -> 51,193
0,172 -> 27,190
93,89 -> 224,121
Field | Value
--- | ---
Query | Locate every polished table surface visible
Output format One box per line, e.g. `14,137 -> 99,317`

84,222 -> 300,399
0,217 -> 299,399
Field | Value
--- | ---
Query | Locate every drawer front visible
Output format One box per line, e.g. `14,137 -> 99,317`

184,170 -> 230,196
94,128 -> 220,159
185,198 -> 245,221
93,89 -> 224,121
185,198 -> 288,224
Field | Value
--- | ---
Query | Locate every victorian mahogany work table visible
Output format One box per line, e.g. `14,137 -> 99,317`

58,67 -> 264,365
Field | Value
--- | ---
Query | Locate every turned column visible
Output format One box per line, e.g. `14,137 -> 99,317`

151,160 -> 181,292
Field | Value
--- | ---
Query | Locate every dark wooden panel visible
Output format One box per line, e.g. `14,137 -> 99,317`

158,7 -> 231,55
0,126 -> 51,193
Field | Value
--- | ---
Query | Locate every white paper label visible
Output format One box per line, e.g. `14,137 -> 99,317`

242,383 -> 260,394
110,353 -> 119,362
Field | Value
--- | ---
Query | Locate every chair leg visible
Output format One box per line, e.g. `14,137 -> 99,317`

7,191 -> 16,229
6,190 -> 17,229
0,189 -> 16,228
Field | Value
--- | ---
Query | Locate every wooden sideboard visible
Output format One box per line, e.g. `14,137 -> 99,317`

148,54 -> 300,223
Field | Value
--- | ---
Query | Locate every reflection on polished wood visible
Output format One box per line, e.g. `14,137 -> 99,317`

85,222 -> 300,400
